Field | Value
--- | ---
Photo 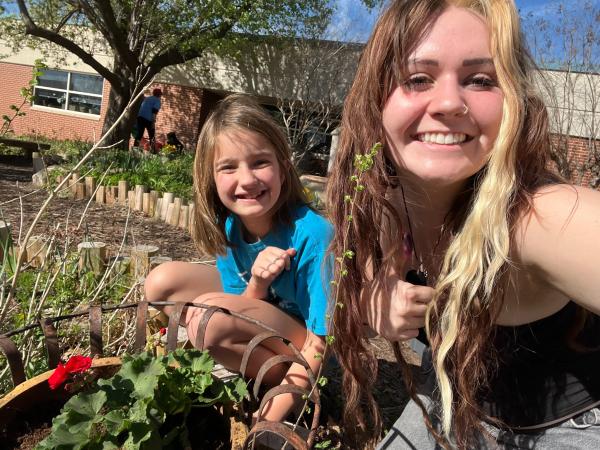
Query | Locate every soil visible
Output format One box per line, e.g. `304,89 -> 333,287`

1,399 -> 60,449
0,163 -> 419,448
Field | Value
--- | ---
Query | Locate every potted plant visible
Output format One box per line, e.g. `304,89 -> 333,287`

1,349 -> 248,449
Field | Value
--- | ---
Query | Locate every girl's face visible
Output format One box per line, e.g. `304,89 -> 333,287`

213,129 -> 283,236
382,6 -> 504,189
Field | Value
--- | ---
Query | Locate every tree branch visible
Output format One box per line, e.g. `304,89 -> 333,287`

15,0 -> 120,88
89,0 -> 139,72
147,0 -> 254,71
53,6 -> 81,34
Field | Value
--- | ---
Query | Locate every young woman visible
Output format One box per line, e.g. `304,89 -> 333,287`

144,94 -> 331,424
327,1 -> 600,448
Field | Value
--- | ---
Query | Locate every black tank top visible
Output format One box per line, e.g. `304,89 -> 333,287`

480,302 -> 600,431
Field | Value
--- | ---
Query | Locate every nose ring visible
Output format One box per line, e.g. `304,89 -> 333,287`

458,104 -> 469,116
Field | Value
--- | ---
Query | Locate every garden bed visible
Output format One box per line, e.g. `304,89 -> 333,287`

0,172 -> 419,447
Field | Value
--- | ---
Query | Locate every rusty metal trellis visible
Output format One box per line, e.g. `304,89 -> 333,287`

0,300 -> 321,449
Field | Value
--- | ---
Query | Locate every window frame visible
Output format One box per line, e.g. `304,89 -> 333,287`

32,69 -> 104,117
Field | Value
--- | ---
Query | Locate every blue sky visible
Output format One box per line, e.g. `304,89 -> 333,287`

325,0 -> 600,68
326,0 -> 600,42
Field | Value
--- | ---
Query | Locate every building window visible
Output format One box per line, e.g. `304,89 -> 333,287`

33,69 -> 103,115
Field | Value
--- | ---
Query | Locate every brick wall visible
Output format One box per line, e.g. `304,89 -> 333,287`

0,62 -> 109,142
551,134 -> 600,188
148,82 -> 206,151
0,62 -> 211,151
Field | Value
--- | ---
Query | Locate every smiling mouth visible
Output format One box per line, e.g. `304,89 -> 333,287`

236,190 -> 266,200
415,132 -> 471,145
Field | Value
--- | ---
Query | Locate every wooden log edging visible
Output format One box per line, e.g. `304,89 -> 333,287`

55,174 -> 195,233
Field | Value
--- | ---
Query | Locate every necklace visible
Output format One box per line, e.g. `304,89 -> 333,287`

399,184 -> 433,287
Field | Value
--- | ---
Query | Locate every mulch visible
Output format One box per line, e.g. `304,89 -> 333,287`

0,163 -> 417,445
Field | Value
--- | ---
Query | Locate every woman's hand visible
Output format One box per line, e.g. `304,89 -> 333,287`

363,275 -> 434,341
244,247 -> 296,299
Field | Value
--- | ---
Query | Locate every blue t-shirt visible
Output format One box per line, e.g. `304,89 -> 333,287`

216,205 -> 332,336
138,95 -> 161,121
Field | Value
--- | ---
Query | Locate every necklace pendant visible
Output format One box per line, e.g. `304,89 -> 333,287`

405,268 -> 428,286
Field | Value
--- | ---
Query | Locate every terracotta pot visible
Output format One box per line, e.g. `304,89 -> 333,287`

0,357 -> 121,430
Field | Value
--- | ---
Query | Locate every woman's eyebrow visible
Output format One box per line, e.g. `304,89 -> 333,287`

409,58 -> 438,67
462,57 -> 494,67
407,57 -> 494,68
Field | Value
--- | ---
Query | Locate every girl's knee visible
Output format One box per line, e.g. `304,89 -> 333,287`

144,262 -> 180,301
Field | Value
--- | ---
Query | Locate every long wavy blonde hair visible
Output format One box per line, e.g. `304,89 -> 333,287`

327,1 -> 554,448
192,94 -> 307,256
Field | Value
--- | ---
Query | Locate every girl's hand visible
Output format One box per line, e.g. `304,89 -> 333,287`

244,247 -> 296,299
363,277 -> 434,341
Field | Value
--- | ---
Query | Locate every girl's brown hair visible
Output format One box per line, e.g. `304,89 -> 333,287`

192,94 -> 307,256
327,1 -> 554,448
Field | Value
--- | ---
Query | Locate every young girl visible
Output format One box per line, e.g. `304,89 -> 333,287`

144,94 -> 331,424
328,0 -> 600,449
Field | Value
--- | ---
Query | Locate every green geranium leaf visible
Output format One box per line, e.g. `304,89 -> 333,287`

103,409 -> 126,435
119,353 -> 165,400
228,377 -> 249,403
123,423 -> 159,450
67,390 -> 107,420
190,372 -> 214,394
190,350 -> 214,373
101,440 -> 121,450
35,410 -> 93,449
128,398 -> 151,423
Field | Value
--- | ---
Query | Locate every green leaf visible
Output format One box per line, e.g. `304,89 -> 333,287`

34,391 -> 105,449
228,377 -> 249,403
119,352 -> 166,400
66,390 -> 107,419
123,422 -> 156,450
101,440 -> 121,450
315,439 -> 332,448
191,351 -> 214,373
318,376 -> 328,387
128,398 -> 151,422
103,409 -> 126,435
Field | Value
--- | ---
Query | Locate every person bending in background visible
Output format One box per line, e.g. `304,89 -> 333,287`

134,87 -> 162,150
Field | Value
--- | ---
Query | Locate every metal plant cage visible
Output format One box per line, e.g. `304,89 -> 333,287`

0,301 -> 321,449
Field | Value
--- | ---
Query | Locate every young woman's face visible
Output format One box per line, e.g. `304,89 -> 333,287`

382,6 -> 504,189
213,129 -> 283,234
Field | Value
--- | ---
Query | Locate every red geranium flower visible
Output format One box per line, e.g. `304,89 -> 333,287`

48,364 -> 68,390
159,327 -> 167,336
48,355 -> 93,390
64,355 -> 93,373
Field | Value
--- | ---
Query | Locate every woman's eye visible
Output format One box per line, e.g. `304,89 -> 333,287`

403,76 -> 433,91
217,165 -> 235,173
468,76 -> 497,89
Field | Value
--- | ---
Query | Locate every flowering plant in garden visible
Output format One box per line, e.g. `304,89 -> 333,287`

159,143 -> 178,156
294,143 -> 381,449
36,349 -> 248,450
47,355 -> 93,390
